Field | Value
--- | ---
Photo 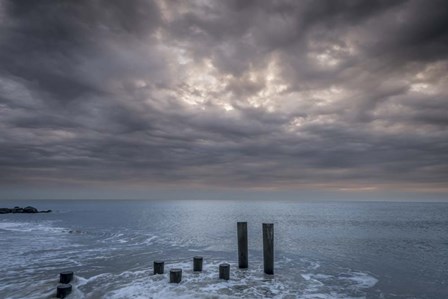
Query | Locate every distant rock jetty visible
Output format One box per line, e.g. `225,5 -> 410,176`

0,206 -> 52,214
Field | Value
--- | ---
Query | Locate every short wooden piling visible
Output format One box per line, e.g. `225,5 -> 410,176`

153,260 -> 164,275
263,223 -> 274,275
219,263 -> 230,280
237,222 -> 248,268
193,256 -> 203,272
170,268 -> 182,283
56,283 -> 72,298
59,271 -> 74,284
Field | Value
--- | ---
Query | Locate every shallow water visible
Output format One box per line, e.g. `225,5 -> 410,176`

0,200 -> 447,298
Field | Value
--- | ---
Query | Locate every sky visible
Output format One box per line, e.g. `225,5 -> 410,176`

0,0 -> 447,200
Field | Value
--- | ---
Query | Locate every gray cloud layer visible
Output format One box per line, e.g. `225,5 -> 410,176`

1,0 -> 447,194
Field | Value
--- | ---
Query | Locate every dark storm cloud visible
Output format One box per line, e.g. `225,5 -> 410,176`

0,0 -> 447,194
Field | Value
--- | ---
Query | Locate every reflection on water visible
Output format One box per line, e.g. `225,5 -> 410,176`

0,200 -> 447,298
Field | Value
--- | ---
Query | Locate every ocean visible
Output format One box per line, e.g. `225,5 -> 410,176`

0,200 -> 447,298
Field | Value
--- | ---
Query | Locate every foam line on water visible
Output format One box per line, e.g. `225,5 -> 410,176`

72,260 -> 294,299
0,221 -> 67,234
59,255 -> 378,298
343,272 -> 378,289
0,257 -> 379,298
299,270 -> 378,298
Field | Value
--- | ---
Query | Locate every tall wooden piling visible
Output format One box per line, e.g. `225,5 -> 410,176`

263,223 -> 274,275
170,268 -> 182,283
154,260 -> 164,275
56,284 -> 72,298
237,222 -> 248,268
59,271 -> 73,284
219,263 -> 230,280
193,256 -> 203,272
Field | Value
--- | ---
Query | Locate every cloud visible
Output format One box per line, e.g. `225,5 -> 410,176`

0,0 -> 447,196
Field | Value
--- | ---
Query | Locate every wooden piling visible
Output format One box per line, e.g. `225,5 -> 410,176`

219,263 -> 230,280
59,271 -> 74,284
263,223 -> 274,275
237,222 -> 248,268
169,268 -> 182,283
193,256 -> 203,272
56,284 -> 72,298
153,260 -> 164,275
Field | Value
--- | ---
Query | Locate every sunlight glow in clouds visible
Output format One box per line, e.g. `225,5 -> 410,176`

0,0 -> 448,199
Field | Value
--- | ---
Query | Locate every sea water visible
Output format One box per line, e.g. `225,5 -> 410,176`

0,200 -> 447,298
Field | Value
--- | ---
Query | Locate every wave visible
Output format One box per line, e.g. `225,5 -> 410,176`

59,259 -> 379,299
0,221 -> 67,234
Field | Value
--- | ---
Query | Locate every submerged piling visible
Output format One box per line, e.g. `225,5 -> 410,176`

219,263 -> 230,280
56,284 -> 72,298
237,222 -> 248,268
154,260 -> 164,275
263,223 -> 274,275
170,268 -> 182,283
193,256 -> 203,272
59,271 -> 73,284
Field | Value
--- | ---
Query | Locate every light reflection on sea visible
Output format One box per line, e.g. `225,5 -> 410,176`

0,200 -> 447,298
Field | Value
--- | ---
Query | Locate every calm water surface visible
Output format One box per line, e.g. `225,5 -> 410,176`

0,200 -> 447,298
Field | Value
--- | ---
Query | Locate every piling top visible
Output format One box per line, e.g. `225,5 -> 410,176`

219,263 -> 230,268
57,283 -> 72,289
60,271 -> 73,275
170,268 -> 182,273
193,256 -> 203,260
154,260 -> 164,263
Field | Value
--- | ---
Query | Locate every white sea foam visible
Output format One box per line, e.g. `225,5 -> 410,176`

71,260 -> 295,299
300,293 -> 361,299
139,235 -> 157,246
0,252 -> 379,299
97,231 -> 159,248
58,256 -> 379,299
0,221 -> 67,234
344,272 -> 378,289
101,233 -> 127,243
299,270 -> 378,299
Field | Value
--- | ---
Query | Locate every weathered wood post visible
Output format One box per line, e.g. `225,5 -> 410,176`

170,268 -> 182,283
59,271 -> 74,284
219,263 -> 230,280
263,223 -> 274,275
237,222 -> 248,268
56,284 -> 72,298
154,260 -> 164,275
193,256 -> 203,272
